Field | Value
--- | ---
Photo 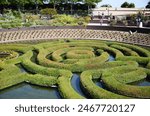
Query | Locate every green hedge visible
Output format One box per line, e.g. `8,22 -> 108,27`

0,40 -> 150,99
102,66 -> 150,98
21,51 -> 60,77
0,64 -> 25,90
25,74 -> 57,87
80,70 -> 129,99
111,42 -> 150,57
116,56 -> 150,65
66,50 -> 95,59
57,70 -> 84,99
111,44 -> 139,56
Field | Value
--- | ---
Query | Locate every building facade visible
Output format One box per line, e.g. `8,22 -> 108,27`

92,7 -> 150,16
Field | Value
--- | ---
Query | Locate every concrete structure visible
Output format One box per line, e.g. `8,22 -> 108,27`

0,28 -> 149,46
92,7 -> 150,16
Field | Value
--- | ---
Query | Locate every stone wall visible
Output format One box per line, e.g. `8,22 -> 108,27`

0,29 -> 149,46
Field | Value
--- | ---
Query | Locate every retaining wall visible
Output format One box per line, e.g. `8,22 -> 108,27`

0,26 -> 149,46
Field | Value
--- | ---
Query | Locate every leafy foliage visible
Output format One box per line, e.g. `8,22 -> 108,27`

121,2 -> 135,8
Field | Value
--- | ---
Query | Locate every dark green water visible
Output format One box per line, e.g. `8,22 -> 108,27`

108,54 -> 115,61
71,73 -> 87,98
0,83 -> 61,99
130,78 -> 150,86
94,79 -> 105,88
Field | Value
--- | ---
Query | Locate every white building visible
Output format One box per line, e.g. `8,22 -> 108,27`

92,7 -> 150,16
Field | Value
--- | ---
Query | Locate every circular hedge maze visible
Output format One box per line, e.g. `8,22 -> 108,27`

0,39 -> 150,99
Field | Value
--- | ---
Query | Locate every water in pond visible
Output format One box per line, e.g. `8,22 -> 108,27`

0,83 -> 61,99
93,79 -> 105,89
130,78 -> 150,86
108,54 -> 115,61
71,73 -> 87,98
16,64 -> 27,73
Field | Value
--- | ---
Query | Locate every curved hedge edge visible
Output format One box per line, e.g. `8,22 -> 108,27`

76,52 -> 109,65
2,45 -> 34,65
66,50 -> 95,59
83,60 -> 138,71
21,51 -> 60,77
102,66 -> 150,98
97,46 -> 124,58
116,56 -> 150,65
24,74 -> 57,87
80,70 -> 130,99
111,42 -> 150,57
115,69 -> 147,84
111,44 -> 139,56
0,63 -> 25,90
147,61 -> 150,69
57,70 -> 85,99
0,73 -> 25,90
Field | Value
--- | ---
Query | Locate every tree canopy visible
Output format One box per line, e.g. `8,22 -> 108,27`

0,0 -> 103,14
101,4 -> 112,7
146,1 -> 150,8
121,2 -> 135,8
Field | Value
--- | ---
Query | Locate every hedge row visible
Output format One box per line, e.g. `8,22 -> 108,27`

24,74 -> 57,87
66,50 -> 95,59
0,64 -> 25,90
110,42 -> 150,57
21,51 -> 60,77
0,39 -> 150,99
111,44 -> 139,56
102,66 -> 150,98
80,70 -> 129,99
57,70 -> 84,99
116,56 -> 150,65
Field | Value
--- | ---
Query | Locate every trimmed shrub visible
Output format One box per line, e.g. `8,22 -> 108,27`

25,74 -> 57,87
40,8 -> 57,19
102,66 -> 150,98
0,64 -> 24,90
57,70 -> 84,99
0,40 -> 150,99
80,70 -> 129,99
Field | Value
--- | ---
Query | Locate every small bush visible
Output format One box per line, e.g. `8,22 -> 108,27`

40,8 -> 57,19
25,14 -> 40,22
23,22 -> 33,27
1,23 -> 11,29
11,22 -> 22,28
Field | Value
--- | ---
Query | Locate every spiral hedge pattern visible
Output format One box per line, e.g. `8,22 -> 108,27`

0,39 -> 150,99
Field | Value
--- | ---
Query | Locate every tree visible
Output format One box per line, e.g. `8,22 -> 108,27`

71,0 -> 79,15
101,4 -> 112,7
128,3 -> 135,8
121,2 -> 135,8
146,1 -> 150,8
0,0 -> 10,13
121,2 -> 129,8
40,8 -> 57,19
8,0 -> 29,12
85,0 -> 102,14
50,0 -> 62,9
0,0 -> 9,5
30,0 -> 43,14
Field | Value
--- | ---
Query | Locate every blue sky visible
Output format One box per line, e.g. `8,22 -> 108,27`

97,0 -> 149,8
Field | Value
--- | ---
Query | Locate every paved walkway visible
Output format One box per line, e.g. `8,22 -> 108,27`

88,23 -> 109,26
